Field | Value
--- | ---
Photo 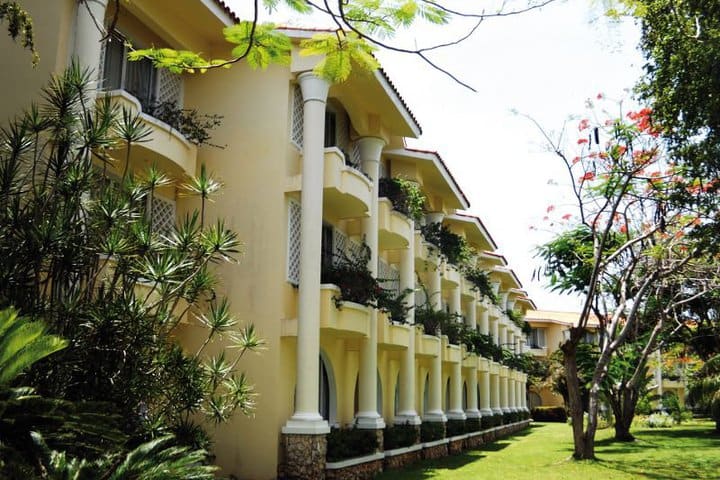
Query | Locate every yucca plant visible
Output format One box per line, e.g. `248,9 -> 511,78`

0,62 -> 262,450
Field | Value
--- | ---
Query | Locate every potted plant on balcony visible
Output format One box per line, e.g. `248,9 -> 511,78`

378,177 -> 426,223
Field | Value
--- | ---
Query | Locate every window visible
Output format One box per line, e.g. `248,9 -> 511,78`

582,330 -> 599,345
102,32 -> 157,110
529,327 -> 546,349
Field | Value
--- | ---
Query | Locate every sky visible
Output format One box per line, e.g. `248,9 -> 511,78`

228,0 -> 644,312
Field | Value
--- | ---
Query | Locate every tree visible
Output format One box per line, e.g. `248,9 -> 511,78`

0,62 -> 262,450
0,1 -> 36,64
532,99 -> 719,458
127,0 -> 558,90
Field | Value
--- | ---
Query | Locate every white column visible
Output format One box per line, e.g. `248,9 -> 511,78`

507,330 -> 515,354
479,304 -> 489,336
356,136 -> 386,430
515,376 -> 523,413
491,367 -> 502,416
74,0 -> 109,82
283,73 -> 331,435
467,298 -> 477,330
449,285 -> 461,318
497,322 -> 506,349
424,338 -> 446,422
508,372 -> 517,413
489,312 -> 499,345
522,374 -> 529,412
465,365 -> 480,420
501,367 -> 510,414
479,367 -> 492,417
447,361 -> 466,420
428,258 -> 442,312
396,231 -> 420,424
499,291 -> 510,310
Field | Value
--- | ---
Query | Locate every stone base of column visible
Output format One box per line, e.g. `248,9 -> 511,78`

394,412 -> 422,425
355,411 -> 386,430
464,409 -> 482,419
279,433 -> 327,480
282,413 -> 330,435
422,410 -> 447,423
492,408 -> 504,416
480,408 -> 494,417
502,407 -> 512,414
446,410 -> 467,421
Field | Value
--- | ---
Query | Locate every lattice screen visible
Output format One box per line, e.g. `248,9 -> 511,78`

156,69 -> 183,107
349,141 -> 361,167
291,85 -> 304,148
378,259 -> 400,298
287,200 -> 302,285
150,195 -> 176,238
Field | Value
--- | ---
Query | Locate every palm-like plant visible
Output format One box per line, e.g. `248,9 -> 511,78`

0,307 -> 66,386
0,62 -> 261,450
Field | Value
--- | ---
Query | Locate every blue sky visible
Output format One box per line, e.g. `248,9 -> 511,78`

228,0 -> 644,311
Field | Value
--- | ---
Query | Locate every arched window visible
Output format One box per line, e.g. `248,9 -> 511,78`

444,378 -> 451,412
423,373 -> 430,414
318,353 -> 337,424
462,381 -> 468,410
528,391 -> 542,409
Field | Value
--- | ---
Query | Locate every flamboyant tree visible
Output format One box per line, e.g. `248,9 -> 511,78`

532,98 -> 719,458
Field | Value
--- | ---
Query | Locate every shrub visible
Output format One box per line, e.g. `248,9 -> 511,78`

446,419 -> 466,437
466,416 -> 482,432
378,177 -> 426,223
383,424 -> 418,450
326,427 -> 378,462
646,412 -> 674,428
149,100 -> 223,147
531,406 -> 567,422
420,421 -> 445,442
420,222 -> 472,265
711,391 -> 720,431
481,414 -> 501,429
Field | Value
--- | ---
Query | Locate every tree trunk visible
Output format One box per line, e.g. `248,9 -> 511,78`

613,385 -> 638,441
562,342 -> 595,459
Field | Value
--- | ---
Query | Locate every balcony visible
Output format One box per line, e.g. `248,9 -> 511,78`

105,90 -> 197,178
377,314 -> 411,349
319,284 -> 371,338
529,346 -> 548,358
440,262 -> 461,287
416,333 -> 441,358
378,198 -> 412,249
286,148 -> 372,219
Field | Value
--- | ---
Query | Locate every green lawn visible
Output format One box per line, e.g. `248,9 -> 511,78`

376,420 -> 720,479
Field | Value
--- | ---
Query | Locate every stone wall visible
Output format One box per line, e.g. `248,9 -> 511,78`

448,437 -> 465,455
383,448 -> 422,470
422,442 -> 448,460
281,421 -> 532,479
279,433 -> 327,480
325,459 -> 383,480
465,433 -> 484,450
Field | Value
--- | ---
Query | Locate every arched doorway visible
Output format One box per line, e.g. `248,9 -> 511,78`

318,352 -> 337,424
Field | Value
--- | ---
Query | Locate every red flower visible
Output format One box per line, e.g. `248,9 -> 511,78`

562,213 -> 572,221
619,224 -> 627,234
578,118 -> 590,131
546,205 -> 555,213
579,171 -> 596,182
572,156 -> 581,164
577,138 -> 589,145
597,93 -> 604,100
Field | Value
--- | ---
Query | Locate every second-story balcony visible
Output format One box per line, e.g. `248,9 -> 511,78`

378,198 -> 412,249
105,90 -> 197,178
319,285 -> 371,338
286,148 -> 372,219
101,33 -> 197,178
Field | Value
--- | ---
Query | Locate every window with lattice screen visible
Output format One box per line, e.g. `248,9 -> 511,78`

291,85 -> 304,148
287,199 -> 302,285
378,258 -> 400,298
99,30 -> 183,111
148,195 -> 176,238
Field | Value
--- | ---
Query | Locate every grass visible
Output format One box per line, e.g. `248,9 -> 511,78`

376,420 -> 720,479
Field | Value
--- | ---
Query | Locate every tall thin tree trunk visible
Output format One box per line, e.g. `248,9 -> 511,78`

562,343 -> 589,459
